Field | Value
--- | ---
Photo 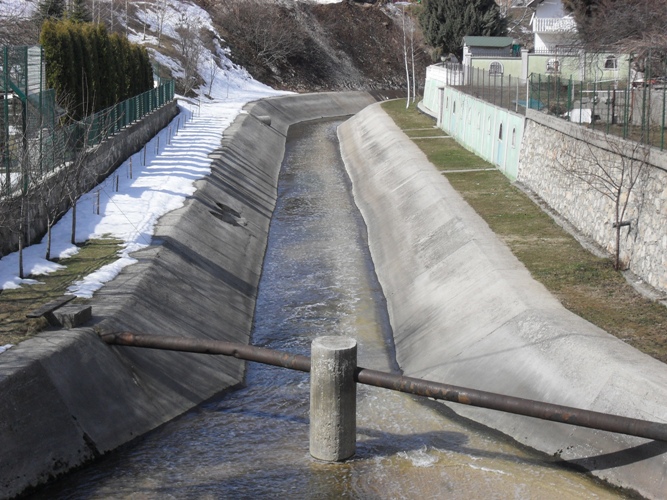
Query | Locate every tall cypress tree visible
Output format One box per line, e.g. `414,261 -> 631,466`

67,23 -> 86,119
41,20 -> 156,119
419,0 -> 507,60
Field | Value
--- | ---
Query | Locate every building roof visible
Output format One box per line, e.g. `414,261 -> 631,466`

463,36 -> 514,48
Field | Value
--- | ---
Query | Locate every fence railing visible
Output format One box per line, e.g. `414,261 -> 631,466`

442,63 -> 528,115
438,62 -> 667,151
102,331 -> 667,450
532,17 -> 577,33
529,73 -> 667,150
1,80 -> 175,198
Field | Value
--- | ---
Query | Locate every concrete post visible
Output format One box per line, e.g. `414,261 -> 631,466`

309,336 -> 357,462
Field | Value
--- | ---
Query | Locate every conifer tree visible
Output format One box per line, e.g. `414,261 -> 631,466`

419,0 -> 507,60
69,0 -> 92,23
37,0 -> 65,21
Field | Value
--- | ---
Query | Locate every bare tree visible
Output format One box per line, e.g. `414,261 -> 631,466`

215,0 -> 305,72
154,0 -> 174,48
0,2 -> 40,47
401,5 -> 411,108
572,0 -> 667,74
173,10 -> 203,96
206,56 -> 220,97
556,133 -> 651,270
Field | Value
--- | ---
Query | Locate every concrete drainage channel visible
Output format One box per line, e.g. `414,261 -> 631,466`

1,92 -> 667,499
0,92 -> 377,499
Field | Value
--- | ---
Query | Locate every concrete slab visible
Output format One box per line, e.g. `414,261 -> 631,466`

339,102 -> 667,499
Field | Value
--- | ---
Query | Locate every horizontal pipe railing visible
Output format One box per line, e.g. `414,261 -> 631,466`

101,331 -> 667,442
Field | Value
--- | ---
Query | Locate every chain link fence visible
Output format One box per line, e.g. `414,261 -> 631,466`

2,45 -> 175,199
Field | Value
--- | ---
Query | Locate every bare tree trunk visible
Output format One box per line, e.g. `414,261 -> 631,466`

71,200 -> 77,245
402,7 -> 410,109
46,217 -> 52,261
18,198 -> 25,279
410,24 -> 416,103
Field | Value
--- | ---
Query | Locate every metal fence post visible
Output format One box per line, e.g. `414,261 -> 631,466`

661,83 -> 665,151
309,336 -> 357,462
567,75 -> 572,121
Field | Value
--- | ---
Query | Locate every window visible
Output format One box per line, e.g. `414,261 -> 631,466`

511,128 -> 516,147
498,123 -> 503,140
605,55 -> 617,69
446,97 -> 449,109
489,61 -> 503,76
453,101 -> 456,114
546,59 -> 560,73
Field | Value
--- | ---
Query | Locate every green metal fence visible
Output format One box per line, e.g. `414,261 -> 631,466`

71,79 -> 175,149
1,44 -> 174,199
529,73 -> 667,150
442,63 -> 528,116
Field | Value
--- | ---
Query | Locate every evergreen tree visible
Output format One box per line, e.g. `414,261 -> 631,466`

69,0 -> 92,23
37,0 -> 65,21
40,20 -> 64,96
41,19 -> 156,120
82,23 -> 100,113
419,0 -> 507,60
142,47 -> 154,91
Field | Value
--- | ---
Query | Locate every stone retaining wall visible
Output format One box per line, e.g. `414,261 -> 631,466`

518,110 -> 667,292
0,101 -> 179,258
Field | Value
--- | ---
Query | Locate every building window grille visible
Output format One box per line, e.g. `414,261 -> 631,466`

489,61 -> 503,76
546,59 -> 560,73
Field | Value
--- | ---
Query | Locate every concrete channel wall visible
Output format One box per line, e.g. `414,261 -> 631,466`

339,103 -> 667,499
0,91 -> 377,499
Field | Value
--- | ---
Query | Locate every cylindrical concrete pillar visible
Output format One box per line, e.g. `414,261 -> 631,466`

309,336 -> 357,462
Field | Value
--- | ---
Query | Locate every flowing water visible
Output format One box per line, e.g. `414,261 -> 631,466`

32,119 -> 625,499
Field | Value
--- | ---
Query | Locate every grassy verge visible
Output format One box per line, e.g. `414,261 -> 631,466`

381,99 -> 667,364
0,239 -> 122,346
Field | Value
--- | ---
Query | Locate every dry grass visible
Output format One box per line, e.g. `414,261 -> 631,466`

382,99 -> 667,364
0,239 -> 122,346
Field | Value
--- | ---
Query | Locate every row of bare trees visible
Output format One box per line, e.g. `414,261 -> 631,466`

1,91 -> 112,278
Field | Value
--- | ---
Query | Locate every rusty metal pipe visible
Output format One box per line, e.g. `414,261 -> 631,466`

101,332 -> 311,372
354,367 -> 667,442
101,332 -> 667,442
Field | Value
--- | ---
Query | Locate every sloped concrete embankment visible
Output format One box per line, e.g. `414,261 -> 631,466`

0,91 -> 376,499
339,103 -> 667,499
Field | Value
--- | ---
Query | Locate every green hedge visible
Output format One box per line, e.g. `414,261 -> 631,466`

40,21 -> 153,120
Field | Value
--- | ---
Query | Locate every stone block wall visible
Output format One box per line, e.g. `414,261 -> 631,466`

0,101 -> 179,258
518,110 -> 667,292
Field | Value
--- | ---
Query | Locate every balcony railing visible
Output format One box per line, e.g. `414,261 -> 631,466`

532,17 -> 577,33
533,45 -> 580,56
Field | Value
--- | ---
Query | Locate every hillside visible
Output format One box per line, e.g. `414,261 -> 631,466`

207,0 -> 431,93
0,0 -> 430,97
